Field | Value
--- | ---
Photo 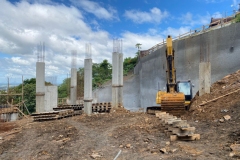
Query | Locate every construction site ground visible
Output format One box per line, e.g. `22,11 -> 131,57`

0,70 -> 240,160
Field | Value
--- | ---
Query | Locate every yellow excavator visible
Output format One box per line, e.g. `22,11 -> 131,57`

147,35 -> 192,115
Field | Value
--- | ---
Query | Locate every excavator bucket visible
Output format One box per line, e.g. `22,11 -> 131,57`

160,92 -> 185,116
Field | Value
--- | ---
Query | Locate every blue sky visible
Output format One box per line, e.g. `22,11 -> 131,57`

0,0 -> 239,85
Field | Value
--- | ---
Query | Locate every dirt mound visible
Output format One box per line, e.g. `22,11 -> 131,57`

0,122 -> 18,133
184,70 -> 240,121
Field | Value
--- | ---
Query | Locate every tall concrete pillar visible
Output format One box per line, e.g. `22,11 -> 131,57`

84,59 -> 92,115
112,52 -> 119,108
70,68 -> 77,105
36,62 -> 45,113
199,62 -> 211,96
118,53 -> 123,106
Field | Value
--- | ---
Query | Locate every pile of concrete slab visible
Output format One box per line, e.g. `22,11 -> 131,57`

31,109 -> 75,121
92,102 -> 112,112
54,102 -> 112,113
156,112 -> 200,141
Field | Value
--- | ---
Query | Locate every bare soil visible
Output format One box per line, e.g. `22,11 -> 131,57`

0,70 -> 240,160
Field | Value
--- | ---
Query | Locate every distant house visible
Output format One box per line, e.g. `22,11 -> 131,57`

210,4 -> 240,27
209,17 -> 234,27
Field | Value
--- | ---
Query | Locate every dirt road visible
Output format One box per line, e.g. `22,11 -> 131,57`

0,108 -> 239,160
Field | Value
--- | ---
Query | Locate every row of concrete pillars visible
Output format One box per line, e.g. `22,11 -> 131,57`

36,52 -> 123,115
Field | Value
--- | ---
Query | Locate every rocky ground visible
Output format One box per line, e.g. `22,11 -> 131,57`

0,70 -> 240,160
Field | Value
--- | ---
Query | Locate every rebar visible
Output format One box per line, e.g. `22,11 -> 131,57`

113,39 -> 122,53
85,43 -> 92,59
37,42 -> 45,62
71,50 -> 77,69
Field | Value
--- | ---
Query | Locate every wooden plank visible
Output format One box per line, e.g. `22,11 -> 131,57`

199,88 -> 240,106
170,134 -> 200,141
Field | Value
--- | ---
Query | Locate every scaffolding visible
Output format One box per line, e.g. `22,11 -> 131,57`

37,42 -> 45,62
0,76 -> 30,122
71,50 -> 77,69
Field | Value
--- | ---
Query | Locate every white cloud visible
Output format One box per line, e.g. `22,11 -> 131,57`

162,27 -> 191,38
212,12 -> 222,18
11,57 -> 31,65
70,0 -> 118,20
120,32 -> 164,57
179,12 -> 211,26
0,0 -> 190,85
124,7 -> 168,24
0,0 -> 114,83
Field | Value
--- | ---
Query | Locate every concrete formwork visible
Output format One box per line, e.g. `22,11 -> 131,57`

36,62 -> 45,113
84,59 -> 92,115
70,68 -> 77,105
45,86 -> 58,112
199,62 -> 211,96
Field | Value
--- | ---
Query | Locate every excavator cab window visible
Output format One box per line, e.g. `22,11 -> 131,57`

177,81 -> 192,101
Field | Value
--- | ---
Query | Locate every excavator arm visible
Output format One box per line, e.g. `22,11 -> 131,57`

166,35 -> 177,93
155,36 -> 185,116
147,35 -> 192,115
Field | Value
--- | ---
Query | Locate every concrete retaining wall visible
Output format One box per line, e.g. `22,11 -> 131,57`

94,23 -> 240,110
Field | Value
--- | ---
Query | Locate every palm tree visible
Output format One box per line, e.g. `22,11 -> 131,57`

135,43 -> 142,61
135,43 -> 142,50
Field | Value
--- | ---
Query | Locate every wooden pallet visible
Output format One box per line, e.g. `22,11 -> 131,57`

170,134 -> 200,141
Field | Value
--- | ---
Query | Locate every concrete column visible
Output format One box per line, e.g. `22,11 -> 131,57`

118,53 -> 123,107
112,52 -> 119,108
84,59 -> 92,115
36,62 -> 45,113
199,62 -> 211,96
70,68 -> 77,105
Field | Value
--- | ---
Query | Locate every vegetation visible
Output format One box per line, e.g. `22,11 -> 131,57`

235,13 -> 240,23
123,56 -> 137,75
92,59 -> 112,89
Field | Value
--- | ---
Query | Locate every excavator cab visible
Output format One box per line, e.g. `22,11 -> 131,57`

176,80 -> 193,110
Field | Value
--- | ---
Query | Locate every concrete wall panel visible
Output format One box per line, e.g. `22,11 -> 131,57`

45,86 -> 58,112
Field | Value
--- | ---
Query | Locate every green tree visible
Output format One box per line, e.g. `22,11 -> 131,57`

123,56 -> 137,76
58,78 -> 70,98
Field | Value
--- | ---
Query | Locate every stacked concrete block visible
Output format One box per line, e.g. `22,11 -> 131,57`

155,112 -> 200,141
